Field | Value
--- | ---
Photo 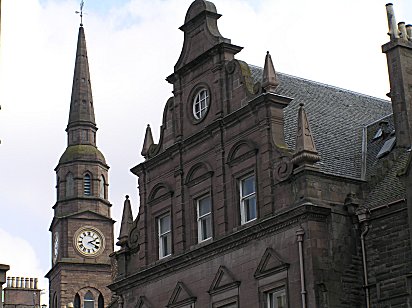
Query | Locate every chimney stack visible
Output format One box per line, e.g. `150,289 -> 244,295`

382,3 -> 412,148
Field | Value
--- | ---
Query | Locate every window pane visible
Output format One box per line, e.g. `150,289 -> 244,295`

160,215 -> 171,234
245,196 -> 256,221
84,301 -> 94,308
242,176 -> 255,196
161,232 -> 171,257
201,215 -> 212,240
199,197 -> 211,216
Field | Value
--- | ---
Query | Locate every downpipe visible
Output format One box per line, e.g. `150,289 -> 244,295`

296,227 -> 307,308
360,223 -> 370,308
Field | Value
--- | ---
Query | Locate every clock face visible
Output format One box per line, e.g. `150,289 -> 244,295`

74,227 -> 104,256
53,232 -> 59,264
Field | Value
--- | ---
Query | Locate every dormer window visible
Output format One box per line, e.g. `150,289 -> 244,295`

192,88 -> 209,120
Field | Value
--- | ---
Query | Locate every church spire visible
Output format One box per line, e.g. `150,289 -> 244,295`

66,25 -> 97,146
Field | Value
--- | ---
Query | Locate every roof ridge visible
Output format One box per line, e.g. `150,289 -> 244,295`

248,64 -> 390,103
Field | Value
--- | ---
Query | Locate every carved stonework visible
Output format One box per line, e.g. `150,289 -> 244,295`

226,60 -> 236,74
128,218 -> 139,250
273,155 -> 293,183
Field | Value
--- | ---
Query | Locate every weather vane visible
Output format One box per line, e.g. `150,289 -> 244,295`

75,0 -> 85,26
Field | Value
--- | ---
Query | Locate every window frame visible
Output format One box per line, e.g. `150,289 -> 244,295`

192,88 -> 209,120
266,288 -> 287,308
196,194 -> 212,243
239,174 -> 257,224
158,213 -> 172,259
83,291 -> 94,308
257,278 -> 288,308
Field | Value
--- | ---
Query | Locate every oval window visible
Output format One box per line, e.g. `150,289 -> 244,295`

192,89 -> 209,120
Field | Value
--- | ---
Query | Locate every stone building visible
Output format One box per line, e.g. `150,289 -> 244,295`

3,276 -> 41,308
106,1 -> 412,307
46,22 -> 114,308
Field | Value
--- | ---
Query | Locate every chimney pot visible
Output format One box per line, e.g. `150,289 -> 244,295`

386,3 -> 399,39
406,24 -> 412,41
398,22 -> 408,41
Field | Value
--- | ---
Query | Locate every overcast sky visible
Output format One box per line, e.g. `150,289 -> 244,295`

1,0 -> 411,304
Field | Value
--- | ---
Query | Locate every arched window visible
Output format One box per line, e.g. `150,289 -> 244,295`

99,175 -> 105,199
53,293 -> 58,308
66,173 -> 74,198
98,293 -> 104,308
84,173 -> 91,196
74,293 -> 80,308
84,291 -> 94,308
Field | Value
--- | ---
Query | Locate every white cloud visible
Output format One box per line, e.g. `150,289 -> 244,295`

0,228 -> 48,304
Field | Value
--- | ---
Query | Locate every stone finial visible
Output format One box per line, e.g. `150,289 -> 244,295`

262,51 -> 279,92
116,195 -> 134,248
291,103 -> 320,166
141,124 -> 154,159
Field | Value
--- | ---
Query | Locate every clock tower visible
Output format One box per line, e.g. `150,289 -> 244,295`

46,23 -> 114,308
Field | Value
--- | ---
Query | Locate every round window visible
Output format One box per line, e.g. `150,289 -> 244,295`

192,89 -> 209,120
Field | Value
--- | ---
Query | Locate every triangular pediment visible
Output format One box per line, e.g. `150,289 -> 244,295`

254,248 -> 289,279
208,266 -> 240,295
136,296 -> 151,308
167,282 -> 196,307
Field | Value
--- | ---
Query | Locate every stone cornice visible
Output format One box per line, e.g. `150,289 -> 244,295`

109,204 -> 330,292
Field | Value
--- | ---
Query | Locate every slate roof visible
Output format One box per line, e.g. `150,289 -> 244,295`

360,148 -> 409,209
248,64 -> 393,179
